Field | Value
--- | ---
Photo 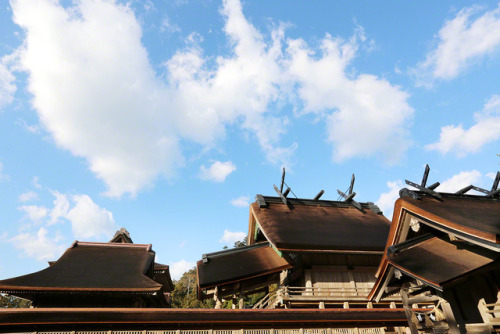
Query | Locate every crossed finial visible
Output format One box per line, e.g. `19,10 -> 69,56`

337,174 -> 362,210
405,164 -> 442,200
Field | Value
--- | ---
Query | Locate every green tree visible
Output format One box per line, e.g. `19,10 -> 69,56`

0,294 -> 31,308
223,236 -> 248,250
171,267 -> 214,308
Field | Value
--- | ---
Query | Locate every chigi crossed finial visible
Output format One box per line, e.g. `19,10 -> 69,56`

456,171 -> 500,197
337,174 -> 362,210
405,164 -> 442,200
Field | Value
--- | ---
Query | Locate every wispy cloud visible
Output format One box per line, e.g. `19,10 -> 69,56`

0,162 -> 8,181
169,259 -> 195,280
230,195 -> 250,207
0,60 -> 16,111
199,160 -> 236,182
376,180 -> 404,219
18,205 -> 48,222
413,4 -> 500,86
18,191 -> 38,202
219,229 -> 246,245
10,227 -> 65,261
438,170 -> 482,193
426,95 -> 500,155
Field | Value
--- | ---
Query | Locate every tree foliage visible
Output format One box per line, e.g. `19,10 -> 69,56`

171,267 -> 214,309
0,294 -> 31,308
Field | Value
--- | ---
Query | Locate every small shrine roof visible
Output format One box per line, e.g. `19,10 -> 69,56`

197,242 -> 291,289
0,241 -> 162,293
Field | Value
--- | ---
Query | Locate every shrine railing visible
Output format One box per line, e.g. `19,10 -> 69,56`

478,299 -> 500,326
14,328 -> 387,334
282,286 -> 399,301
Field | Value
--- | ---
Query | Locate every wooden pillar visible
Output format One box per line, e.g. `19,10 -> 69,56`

441,300 -> 460,334
214,286 -> 222,309
305,269 -> 312,296
400,286 -> 419,334
239,294 -> 244,309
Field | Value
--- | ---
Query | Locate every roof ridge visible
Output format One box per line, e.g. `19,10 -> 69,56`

202,242 -> 269,260
74,241 -> 152,251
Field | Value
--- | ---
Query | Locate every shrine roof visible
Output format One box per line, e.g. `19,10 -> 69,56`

0,241 -> 162,293
397,193 -> 500,243
197,242 -> 291,289
250,197 -> 391,252
388,236 -> 499,290
153,262 -> 174,291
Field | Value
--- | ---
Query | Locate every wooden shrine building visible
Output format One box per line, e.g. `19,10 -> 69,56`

197,174 -> 403,313
369,167 -> 500,333
0,228 -> 174,308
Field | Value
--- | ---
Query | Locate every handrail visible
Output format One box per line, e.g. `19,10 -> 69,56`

252,290 -> 278,309
280,286 -> 400,302
478,298 -> 500,325
287,287 -> 372,291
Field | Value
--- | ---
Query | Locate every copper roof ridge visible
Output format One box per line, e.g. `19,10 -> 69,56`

74,241 -> 152,250
260,196 -> 383,215
408,191 -> 500,201
0,286 -> 162,293
261,195 -> 376,206
202,242 -> 269,259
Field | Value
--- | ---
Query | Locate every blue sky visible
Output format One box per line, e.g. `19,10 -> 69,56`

0,0 -> 499,280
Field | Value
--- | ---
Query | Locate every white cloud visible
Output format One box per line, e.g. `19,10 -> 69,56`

486,172 -> 497,180
66,194 -> 116,239
414,4 -> 500,85
230,195 -> 250,207
0,60 -> 16,110
376,180 -> 404,220
285,29 -> 413,163
426,95 -> 500,155
169,259 -> 195,280
10,0 -> 293,197
160,16 -> 180,34
31,176 -> 41,189
17,190 -> 116,240
219,229 -> 246,245
18,204 -> 48,222
10,227 -> 65,261
16,118 -> 41,134
377,172 -> 489,217
48,191 -> 70,225
18,191 -> 38,202
10,0 -> 413,197
199,160 -> 236,182
438,170 -> 482,193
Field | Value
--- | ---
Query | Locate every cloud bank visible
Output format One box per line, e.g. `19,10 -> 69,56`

10,0 -> 413,197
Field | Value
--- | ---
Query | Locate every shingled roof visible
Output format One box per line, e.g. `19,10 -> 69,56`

369,192 -> 500,301
0,241 -> 170,307
396,194 -> 500,244
249,197 -> 391,252
388,236 -> 499,290
197,242 -> 291,289
0,242 -> 161,293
